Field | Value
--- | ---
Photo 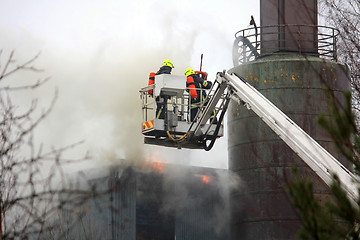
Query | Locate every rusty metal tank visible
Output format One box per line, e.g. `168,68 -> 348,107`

228,0 -> 351,239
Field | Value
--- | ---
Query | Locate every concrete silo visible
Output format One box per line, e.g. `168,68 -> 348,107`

228,0 -> 350,239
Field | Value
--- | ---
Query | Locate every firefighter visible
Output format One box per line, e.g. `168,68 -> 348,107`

185,68 -> 216,122
156,59 -> 174,75
148,59 -> 174,119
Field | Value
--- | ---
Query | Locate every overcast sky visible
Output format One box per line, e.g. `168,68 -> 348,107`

0,0 -> 259,169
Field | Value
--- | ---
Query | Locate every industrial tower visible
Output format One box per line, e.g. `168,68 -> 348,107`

228,0 -> 350,239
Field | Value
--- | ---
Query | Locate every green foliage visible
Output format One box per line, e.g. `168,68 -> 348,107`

288,170 -> 360,239
287,169 -> 344,240
326,175 -> 360,239
288,90 -> 360,239
318,91 -> 360,175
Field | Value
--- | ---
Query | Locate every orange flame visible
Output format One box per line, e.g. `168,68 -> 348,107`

145,150 -> 167,174
202,175 -> 210,184
194,174 -> 211,184
150,161 -> 165,174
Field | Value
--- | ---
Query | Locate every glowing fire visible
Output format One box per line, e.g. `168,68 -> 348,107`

150,161 -> 165,173
194,174 -> 211,184
145,150 -> 166,174
202,175 -> 210,184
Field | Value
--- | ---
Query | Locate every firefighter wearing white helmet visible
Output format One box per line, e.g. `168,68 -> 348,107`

185,67 -> 214,122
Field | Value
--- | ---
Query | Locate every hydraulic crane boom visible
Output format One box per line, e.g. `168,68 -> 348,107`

217,71 -> 359,203
140,71 -> 358,202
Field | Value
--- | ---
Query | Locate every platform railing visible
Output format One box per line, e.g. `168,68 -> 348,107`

140,85 -> 226,125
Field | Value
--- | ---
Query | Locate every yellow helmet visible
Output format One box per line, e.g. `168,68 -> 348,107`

163,59 -> 174,68
185,68 -> 195,77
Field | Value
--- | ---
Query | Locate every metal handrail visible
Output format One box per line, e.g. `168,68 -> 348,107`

233,25 -> 339,66
140,85 -> 226,124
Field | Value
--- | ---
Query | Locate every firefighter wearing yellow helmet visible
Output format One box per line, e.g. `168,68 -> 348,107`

162,59 -> 174,68
147,59 -> 175,119
185,67 -> 214,122
156,59 -> 174,75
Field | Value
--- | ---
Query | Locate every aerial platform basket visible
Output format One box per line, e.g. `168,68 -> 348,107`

140,74 -> 226,149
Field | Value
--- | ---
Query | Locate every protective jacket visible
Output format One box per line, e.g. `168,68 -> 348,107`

156,66 -> 172,75
187,73 -> 213,122
186,73 -> 212,101
148,66 -> 172,119
147,66 -> 172,95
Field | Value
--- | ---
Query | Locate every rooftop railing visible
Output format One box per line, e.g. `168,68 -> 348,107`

232,25 -> 339,66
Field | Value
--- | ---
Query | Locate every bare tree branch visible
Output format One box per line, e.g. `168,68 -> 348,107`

0,52 -> 99,240
0,50 -> 43,82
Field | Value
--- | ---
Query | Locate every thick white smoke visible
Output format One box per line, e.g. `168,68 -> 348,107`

0,4 -> 201,170
0,0 -> 259,171
0,1 -> 260,237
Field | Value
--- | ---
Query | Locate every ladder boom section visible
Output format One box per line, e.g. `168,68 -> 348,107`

221,71 -> 359,203
192,80 -> 228,135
